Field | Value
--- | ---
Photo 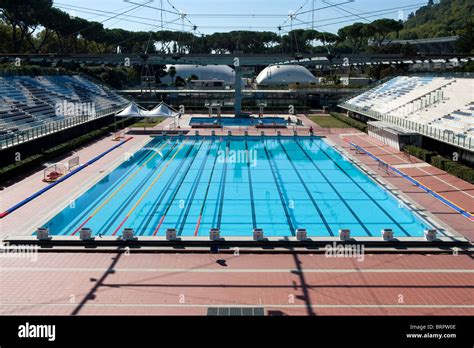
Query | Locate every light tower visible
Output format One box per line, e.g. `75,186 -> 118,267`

140,53 -> 156,96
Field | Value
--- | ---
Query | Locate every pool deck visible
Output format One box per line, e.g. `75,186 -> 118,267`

0,133 -> 152,240
0,115 -> 473,316
0,252 -> 473,316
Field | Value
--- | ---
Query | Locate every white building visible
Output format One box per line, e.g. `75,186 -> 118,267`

163,65 -> 236,85
256,65 -> 318,86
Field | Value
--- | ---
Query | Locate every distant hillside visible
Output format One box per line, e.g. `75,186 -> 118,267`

398,0 -> 473,39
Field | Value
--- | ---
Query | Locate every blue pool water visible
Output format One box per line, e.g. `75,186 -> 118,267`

41,137 -> 433,237
189,117 -> 287,127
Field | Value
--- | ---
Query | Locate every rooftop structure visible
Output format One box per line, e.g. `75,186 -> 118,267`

340,76 -> 474,150
256,65 -> 318,85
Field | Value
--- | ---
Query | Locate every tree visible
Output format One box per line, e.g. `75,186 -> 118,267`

455,23 -> 474,53
368,19 -> 404,46
168,66 -> 177,85
186,74 -> 199,84
338,23 -> 369,54
174,76 -> 186,87
0,0 -> 53,52
398,0 -> 472,40
316,32 -> 341,54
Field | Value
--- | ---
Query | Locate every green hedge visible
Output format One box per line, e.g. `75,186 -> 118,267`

0,118 -> 134,184
330,113 -> 368,133
0,154 -> 44,182
403,145 -> 474,184
430,155 -> 451,170
404,145 -> 438,163
432,156 -> 474,184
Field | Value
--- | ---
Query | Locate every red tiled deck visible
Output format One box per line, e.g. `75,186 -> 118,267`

339,133 -> 474,215
0,252 -> 473,316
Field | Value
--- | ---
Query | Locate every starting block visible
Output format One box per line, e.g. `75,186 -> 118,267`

296,228 -> 308,241
36,227 -> 50,241
122,228 -> 135,241
253,228 -> 264,241
209,228 -> 220,241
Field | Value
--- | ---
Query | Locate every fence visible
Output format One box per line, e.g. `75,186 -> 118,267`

0,104 -> 128,150
343,138 -> 474,221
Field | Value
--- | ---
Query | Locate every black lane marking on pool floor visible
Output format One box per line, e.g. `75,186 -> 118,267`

134,140 -> 196,234
151,139 -> 208,235
292,139 -> 372,236
138,142 -> 203,235
60,139 -> 165,235
246,139 -> 257,229
101,141 -> 183,235
176,140 -> 214,236
277,140 -> 333,236
331,142 -> 443,236
95,141 -> 179,235
146,140 -> 206,235
177,140 -> 215,235
262,139 -> 296,236
308,139 -> 411,237
216,139 -> 230,230
194,141 -> 223,236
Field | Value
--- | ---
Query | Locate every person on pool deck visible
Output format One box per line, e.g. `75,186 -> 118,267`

309,126 -> 314,135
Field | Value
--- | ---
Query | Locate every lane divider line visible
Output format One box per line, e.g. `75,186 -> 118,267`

177,141 -> 214,236
94,142 -> 179,235
0,137 -> 133,220
71,140 -> 170,235
309,139 -> 410,236
111,141 -> 187,236
342,138 -> 474,221
138,140 -> 197,235
194,141 -> 223,236
153,141 -> 208,236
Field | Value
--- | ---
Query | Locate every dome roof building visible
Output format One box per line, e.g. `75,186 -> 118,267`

256,65 -> 318,85
163,64 -> 235,84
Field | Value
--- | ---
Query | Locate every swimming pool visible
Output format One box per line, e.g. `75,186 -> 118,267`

189,117 -> 287,127
41,136 -> 434,237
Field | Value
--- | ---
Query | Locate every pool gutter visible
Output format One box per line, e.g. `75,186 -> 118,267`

2,234 -> 471,255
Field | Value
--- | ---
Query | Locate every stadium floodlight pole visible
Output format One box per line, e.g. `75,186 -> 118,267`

180,11 -> 186,33
234,64 -> 242,116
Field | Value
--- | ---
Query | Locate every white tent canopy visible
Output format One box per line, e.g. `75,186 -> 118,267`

146,102 -> 180,117
116,101 -> 147,117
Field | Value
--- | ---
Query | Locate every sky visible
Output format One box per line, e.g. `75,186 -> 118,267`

53,0 -> 432,35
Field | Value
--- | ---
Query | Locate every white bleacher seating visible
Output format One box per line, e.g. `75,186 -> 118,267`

345,76 -> 474,138
0,75 -> 128,136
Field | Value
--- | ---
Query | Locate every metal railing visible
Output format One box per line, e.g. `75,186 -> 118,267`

0,104 -> 128,150
339,102 -> 474,151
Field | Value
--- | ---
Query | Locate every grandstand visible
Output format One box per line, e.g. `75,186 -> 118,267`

339,76 -> 474,151
0,75 -> 129,148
